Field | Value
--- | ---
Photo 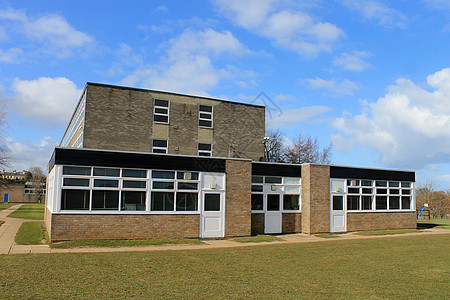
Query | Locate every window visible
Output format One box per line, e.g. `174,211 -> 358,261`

122,169 -> 147,178
152,181 -> 174,189
389,196 -> 400,209
204,194 -> 220,211
177,172 -> 199,180
93,167 -> 120,177
362,196 -> 372,210
251,194 -> 263,210
199,105 -> 213,128
251,176 -> 301,212
123,180 -> 146,189
152,139 -> 168,154
63,166 -> 90,176
121,191 -> 146,211
151,192 -> 174,211
94,179 -> 118,188
176,193 -> 198,211
177,182 -> 198,190
61,189 -> 90,210
265,177 -> 282,184
92,190 -> 119,210
154,99 -> 169,123
152,170 -> 175,179
333,195 -> 344,210
267,194 -> 280,211
283,195 -> 299,210
347,195 -> 360,210
63,178 -> 89,187
198,143 -> 212,156
402,196 -> 411,210
376,196 -> 388,210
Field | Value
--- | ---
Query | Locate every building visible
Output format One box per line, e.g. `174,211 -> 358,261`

1,170 -> 44,203
44,83 -> 416,241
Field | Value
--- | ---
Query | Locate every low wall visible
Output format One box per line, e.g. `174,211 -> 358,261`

347,212 -> 416,231
49,214 -> 200,241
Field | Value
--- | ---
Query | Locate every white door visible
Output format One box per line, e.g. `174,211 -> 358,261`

330,195 -> 346,232
200,192 -> 225,238
265,194 -> 282,234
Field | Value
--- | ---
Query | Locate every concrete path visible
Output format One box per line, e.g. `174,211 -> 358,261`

0,204 -> 25,254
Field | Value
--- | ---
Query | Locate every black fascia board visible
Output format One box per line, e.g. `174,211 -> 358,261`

51,148 -> 226,173
252,162 -> 301,178
330,166 -> 415,182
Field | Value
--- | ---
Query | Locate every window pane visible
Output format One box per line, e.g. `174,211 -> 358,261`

283,195 -> 299,210
198,152 -> 211,157
284,177 -> 300,184
252,176 -> 263,183
251,185 -> 263,192
401,182 -> 411,188
361,180 -> 373,186
265,177 -> 282,184
178,182 -> 198,190
199,104 -> 213,112
267,194 -> 280,211
151,192 -> 174,211
376,196 -> 387,210
155,99 -> 169,107
389,196 -> 400,209
362,196 -> 372,210
122,169 -> 147,178
333,195 -> 343,210
177,172 -> 199,180
154,107 -> 168,114
347,195 -> 360,210
152,148 -> 167,154
251,194 -> 263,210
362,188 -> 372,194
402,189 -> 411,195
63,166 -> 90,176
93,168 -> 120,177
61,189 -> 90,210
199,120 -> 212,127
92,191 -> 119,210
152,171 -> 175,179
176,193 -> 198,211
348,188 -> 359,194
123,180 -> 146,189
152,139 -> 168,147
63,178 -> 89,187
389,182 -> 400,187
347,180 -> 360,186
198,143 -> 212,151
402,196 -> 411,210
390,189 -> 400,194
376,181 -> 387,187
154,115 -> 168,123
204,194 -> 221,211
377,188 -> 387,194
285,186 -> 300,193
121,191 -> 146,211
152,181 -> 174,189
199,113 -> 212,119
94,179 -> 118,188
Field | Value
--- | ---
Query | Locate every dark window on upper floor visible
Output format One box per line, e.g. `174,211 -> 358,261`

152,139 -> 168,154
154,99 -> 169,123
199,105 -> 213,128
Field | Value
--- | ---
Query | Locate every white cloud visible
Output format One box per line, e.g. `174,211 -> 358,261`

0,7 -> 93,57
4,136 -> 57,172
339,0 -> 407,28
332,68 -> 450,169
10,77 -> 82,125
269,106 -> 332,129
333,51 -> 372,71
0,47 -> 22,63
122,28 -> 250,95
213,0 -> 343,56
304,77 -> 360,96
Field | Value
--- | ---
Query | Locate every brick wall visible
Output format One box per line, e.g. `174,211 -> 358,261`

0,184 -> 25,203
282,213 -> 302,233
251,213 -> 264,235
49,214 -> 200,241
301,164 -> 330,234
347,212 -> 416,231
225,159 -> 251,237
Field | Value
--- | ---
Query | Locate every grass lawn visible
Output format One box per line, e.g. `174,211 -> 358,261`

15,222 -> 44,245
417,218 -> 450,230
51,238 -> 204,249
230,234 -> 282,243
7,203 -> 44,220
0,234 -> 449,298
354,228 -> 422,236
0,203 -> 15,211
0,220 -> 4,226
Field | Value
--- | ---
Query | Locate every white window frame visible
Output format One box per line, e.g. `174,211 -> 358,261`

152,139 -> 168,154
198,143 -> 212,156
198,104 -> 213,128
154,99 -> 170,124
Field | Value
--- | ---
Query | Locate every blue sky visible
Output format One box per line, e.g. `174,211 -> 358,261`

0,0 -> 449,189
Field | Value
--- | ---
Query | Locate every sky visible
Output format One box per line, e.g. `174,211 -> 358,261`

0,0 -> 449,189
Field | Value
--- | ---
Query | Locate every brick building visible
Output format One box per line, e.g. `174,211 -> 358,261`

45,83 -> 416,241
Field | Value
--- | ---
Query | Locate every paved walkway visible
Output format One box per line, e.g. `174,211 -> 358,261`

1,205 -> 449,255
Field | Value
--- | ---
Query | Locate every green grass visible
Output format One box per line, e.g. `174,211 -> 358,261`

230,234 -> 282,243
354,228 -> 422,236
0,220 -> 4,226
7,203 -> 44,220
14,222 -> 44,245
0,234 -> 448,298
418,218 -> 450,229
315,233 -> 340,238
0,203 -> 14,211
51,238 -> 204,249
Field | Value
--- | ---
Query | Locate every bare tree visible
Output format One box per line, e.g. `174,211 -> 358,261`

283,131 -> 333,164
264,129 -> 285,162
416,179 -> 450,218
28,166 -> 46,203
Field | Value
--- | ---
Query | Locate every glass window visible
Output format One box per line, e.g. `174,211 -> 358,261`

199,105 -> 213,128
390,189 -> 400,195
347,195 -> 360,210
199,104 -> 212,112
122,169 -> 147,178
178,182 -> 198,190
389,196 -> 400,210
402,196 -> 411,210
63,166 -> 90,176
92,191 -> 119,210
376,196 -> 388,210
285,186 -> 300,193
389,182 -> 400,187
198,143 -> 212,156
152,139 -> 168,154
151,192 -> 174,211
332,195 -> 343,210
376,181 -> 387,187
347,180 -> 360,186
251,185 -> 263,192
401,182 -> 411,188
176,193 -> 198,211
362,196 -> 372,210
348,188 -> 359,194
361,180 -> 373,186
93,168 -> 120,177
63,178 -> 89,187
265,177 -> 282,184
204,194 -> 221,211
251,176 -> 263,183
251,194 -> 263,210
152,171 -> 175,179
61,189 -> 90,210
154,99 -> 169,123
284,177 -> 300,185
121,191 -> 146,211
267,194 -> 280,211
362,188 -> 372,194
94,179 -> 118,188
377,188 -> 387,194
177,172 -> 199,180
123,180 -> 146,189
402,189 -> 411,195
283,195 -> 299,210
152,181 -> 174,189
